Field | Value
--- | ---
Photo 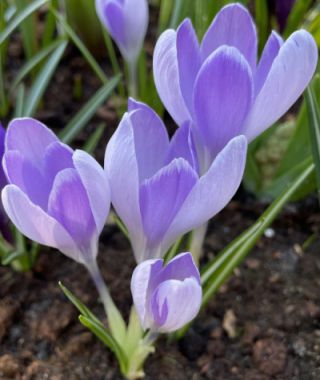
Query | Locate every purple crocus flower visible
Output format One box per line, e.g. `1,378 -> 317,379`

131,252 -> 201,332
95,0 -> 149,64
1,118 -> 110,265
104,99 -> 247,262
153,3 -> 318,171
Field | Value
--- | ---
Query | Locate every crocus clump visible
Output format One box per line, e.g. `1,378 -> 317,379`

95,0 -> 149,65
1,118 -> 110,265
131,252 -> 201,333
105,99 -> 247,262
153,2 -> 318,172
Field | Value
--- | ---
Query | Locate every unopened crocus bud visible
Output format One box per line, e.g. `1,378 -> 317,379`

1,118 -> 110,265
131,252 -> 202,333
95,0 -> 148,64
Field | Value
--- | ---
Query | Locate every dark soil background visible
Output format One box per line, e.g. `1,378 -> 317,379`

1,7 -> 320,379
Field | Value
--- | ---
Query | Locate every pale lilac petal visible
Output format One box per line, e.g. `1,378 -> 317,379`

139,158 -> 198,256
128,102 -> 170,182
244,30 -> 318,141
150,278 -> 201,332
153,30 -> 190,126
1,184 -> 80,261
123,0 -> 148,62
104,113 -> 143,256
165,122 -> 199,173
6,118 -> 57,168
73,150 -> 110,234
3,151 -> 50,209
162,136 -> 247,252
130,258 -> 163,328
48,168 -> 96,258
176,19 -> 201,115
201,3 -> 257,69
160,252 -> 200,284
193,46 -> 253,158
254,31 -> 283,96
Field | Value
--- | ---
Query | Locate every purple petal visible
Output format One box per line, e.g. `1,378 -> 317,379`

47,168 -> 97,259
44,141 -> 74,179
128,103 -> 170,182
73,150 -> 110,234
139,158 -> 198,258
104,113 -> 143,258
150,278 -> 202,332
193,46 -> 253,158
176,19 -> 201,115
201,3 -> 257,70
153,30 -> 191,126
254,31 -> 283,96
160,252 -> 200,284
0,124 -> 7,189
6,118 -> 58,168
131,258 -> 163,329
244,30 -> 318,142
2,184 -> 80,261
4,151 -> 50,210
165,122 -> 199,173
162,136 -> 247,252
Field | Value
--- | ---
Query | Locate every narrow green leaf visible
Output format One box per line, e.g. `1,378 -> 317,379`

284,0 -> 313,38
14,84 -> 26,118
306,82 -> 320,201
23,40 -> 67,116
79,316 -> 128,374
255,0 -> 269,54
83,122 -> 106,154
0,0 -> 48,46
11,39 -> 65,89
112,212 -> 129,239
60,75 -> 119,144
51,8 -> 108,84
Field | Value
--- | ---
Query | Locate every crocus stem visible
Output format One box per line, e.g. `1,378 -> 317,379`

189,222 -> 208,263
128,59 -> 138,98
85,259 -> 127,344
142,330 -> 158,346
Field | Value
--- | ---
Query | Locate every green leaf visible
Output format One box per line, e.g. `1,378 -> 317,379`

255,0 -> 269,54
0,0 -> 48,46
11,38 -> 65,89
79,316 -> 128,374
23,40 -> 68,116
59,75 -> 120,144
51,7 -> 108,84
283,0 -> 313,38
306,79 -> 320,202
83,122 -> 106,154
13,84 -> 26,118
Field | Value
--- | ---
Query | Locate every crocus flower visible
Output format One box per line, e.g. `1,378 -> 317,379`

95,0 -> 149,65
105,99 -> 247,262
1,118 -> 110,266
131,252 -> 201,333
153,3 -> 318,171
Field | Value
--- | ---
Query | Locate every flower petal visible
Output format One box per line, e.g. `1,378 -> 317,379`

201,3 -> 257,69
5,118 -> 58,168
73,150 -> 110,234
254,31 -> 283,96
193,46 -> 253,158
131,258 -> 163,329
128,100 -> 170,182
139,158 -> 198,259
165,122 -> 199,173
104,113 -> 143,258
176,18 -> 201,115
150,278 -> 202,332
2,184 -> 79,260
162,136 -> 247,252
153,29 -> 191,126
48,168 -> 97,260
160,252 -> 200,284
244,30 -> 318,141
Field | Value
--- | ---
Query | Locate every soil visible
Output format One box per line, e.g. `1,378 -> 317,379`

2,7 -> 320,379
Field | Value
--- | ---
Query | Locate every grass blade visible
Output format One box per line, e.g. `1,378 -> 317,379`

83,122 -> 106,154
305,81 -> 320,202
59,75 -> 120,144
23,40 -> 67,116
0,0 -> 48,46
